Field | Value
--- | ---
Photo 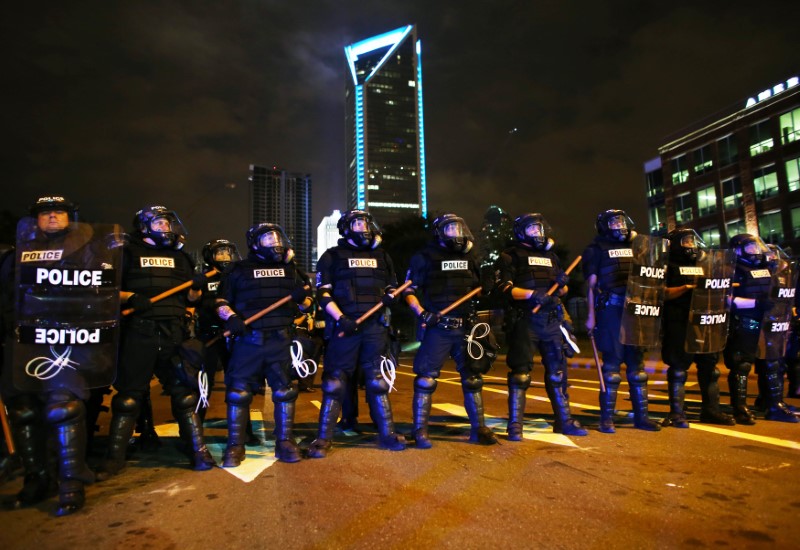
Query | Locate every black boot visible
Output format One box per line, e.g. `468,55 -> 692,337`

464,391 -> 497,445
367,391 -> 406,451
663,368 -> 689,428
308,396 -> 341,459
7,398 -> 52,508
546,374 -> 587,436
50,402 -> 95,516
765,369 -> 800,423
96,395 -> 140,481
172,395 -> 216,471
598,386 -> 618,434
728,371 -> 756,425
274,401 -> 301,463
698,365 -> 735,426
222,400 -> 249,468
412,391 -> 433,449
629,381 -> 661,431
507,373 -> 530,442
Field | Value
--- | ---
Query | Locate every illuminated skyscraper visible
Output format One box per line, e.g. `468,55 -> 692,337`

344,24 -> 427,227
249,164 -> 313,272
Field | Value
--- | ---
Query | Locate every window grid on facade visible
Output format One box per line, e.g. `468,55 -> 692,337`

753,165 -> 779,200
749,120 -> 774,157
693,144 -> 713,174
699,226 -> 721,247
674,193 -> 692,223
785,157 -> 800,192
721,177 -> 742,210
779,107 -> 800,144
758,210 -> 784,244
717,134 -> 739,167
791,206 -> 800,238
696,186 -> 716,217
671,155 -> 689,185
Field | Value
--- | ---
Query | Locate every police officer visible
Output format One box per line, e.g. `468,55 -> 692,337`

583,210 -> 660,433
308,210 -> 405,457
1,196 -> 101,515
496,213 -> 587,439
215,224 -> 311,465
403,213 -> 498,448
724,234 -> 773,425
98,206 -> 215,477
662,229 -> 734,427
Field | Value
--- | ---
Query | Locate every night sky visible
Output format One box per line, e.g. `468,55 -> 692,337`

3,1 -> 797,257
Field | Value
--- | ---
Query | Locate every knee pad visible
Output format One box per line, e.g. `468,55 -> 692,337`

546,368 -> 565,387
508,372 -> 531,390
272,384 -> 298,404
44,398 -> 83,425
414,375 -> 437,394
627,369 -> 648,386
111,393 -> 140,416
226,387 -> 253,407
365,374 -> 390,395
6,394 -> 39,426
601,363 -> 622,386
540,341 -> 564,371
668,368 -> 688,384
170,389 -> 198,412
462,374 -> 483,393
321,372 -> 346,400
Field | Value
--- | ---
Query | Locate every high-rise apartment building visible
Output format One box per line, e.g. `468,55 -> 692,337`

645,76 -> 800,251
249,164 -> 313,272
344,24 -> 427,227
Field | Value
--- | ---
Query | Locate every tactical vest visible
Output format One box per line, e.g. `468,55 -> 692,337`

504,245 -> 559,293
418,245 -> 478,314
591,238 -> 633,295
327,246 -> 391,317
123,238 -> 194,320
196,269 -> 223,336
229,259 -> 299,331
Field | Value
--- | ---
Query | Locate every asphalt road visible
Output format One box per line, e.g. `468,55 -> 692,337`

2,348 -> 799,549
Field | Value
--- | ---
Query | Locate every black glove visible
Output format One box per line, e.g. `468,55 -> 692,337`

381,291 -> 396,306
529,292 -> 557,310
555,271 -> 570,287
756,297 -> 774,312
127,293 -> 153,313
419,310 -> 440,328
291,286 -> 310,304
191,273 -> 207,291
226,315 -> 247,337
337,315 -> 359,336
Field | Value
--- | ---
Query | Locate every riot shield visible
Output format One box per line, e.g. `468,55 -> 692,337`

620,234 -> 669,347
685,249 -> 736,353
12,218 -> 123,393
757,259 -> 797,360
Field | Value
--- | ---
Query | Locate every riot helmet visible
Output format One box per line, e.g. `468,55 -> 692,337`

30,196 -> 77,235
667,228 -> 706,263
337,210 -> 382,249
432,213 -> 474,253
246,223 -> 294,263
764,242 -> 790,272
133,206 -> 187,249
596,209 -> 635,242
30,195 -> 79,221
729,233 -> 769,268
202,239 -> 241,271
513,213 -> 553,250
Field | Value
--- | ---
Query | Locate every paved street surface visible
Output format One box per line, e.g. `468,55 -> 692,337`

2,348 -> 799,549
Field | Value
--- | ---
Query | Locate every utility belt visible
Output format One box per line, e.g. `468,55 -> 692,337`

239,327 -> 291,345
597,292 -> 625,309
438,315 -> 465,330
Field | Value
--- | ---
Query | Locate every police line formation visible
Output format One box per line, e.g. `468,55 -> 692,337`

1,196 -> 799,517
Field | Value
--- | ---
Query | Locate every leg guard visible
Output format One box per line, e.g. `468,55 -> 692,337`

133,390 -> 161,452
84,386 -> 110,454
6,395 -> 52,507
223,388 -> 252,468
663,367 -> 689,428
97,393 -> 140,480
727,359 -> 755,425
627,369 -> 660,431
544,366 -> 587,437
698,364 -> 734,425
462,374 -> 496,445
272,384 -> 301,463
599,364 -> 621,434
764,363 -> 800,423
365,370 -> 406,451
171,390 -> 216,471
412,376 -> 436,449
506,372 -> 530,441
45,396 -> 94,516
308,373 -> 345,459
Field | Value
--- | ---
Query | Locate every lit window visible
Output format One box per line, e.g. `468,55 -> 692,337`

717,135 -> 738,166
699,226 -> 721,246
671,155 -> 689,185
779,107 -> 800,144
696,186 -> 716,217
649,204 -> 666,234
646,170 -> 664,198
674,193 -> 693,223
749,120 -> 774,156
693,144 -> 713,174
791,206 -> 800,238
786,157 -> 800,192
722,177 -> 742,210
758,210 -> 783,244
725,219 -> 746,240
753,165 -> 778,199
408,80 -> 416,87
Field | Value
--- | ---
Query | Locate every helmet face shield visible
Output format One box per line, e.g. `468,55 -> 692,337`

213,247 -> 234,263
524,223 -> 544,239
247,223 -> 293,262
136,207 -> 186,248
514,213 -> 552,249
258,230 -> 287,249
37,209 -> 70,234
434,215 -> 474,252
